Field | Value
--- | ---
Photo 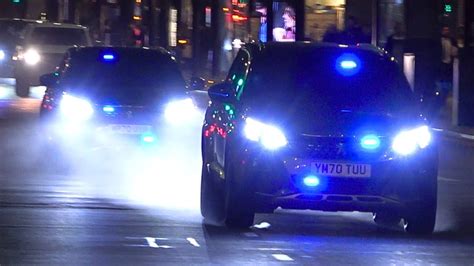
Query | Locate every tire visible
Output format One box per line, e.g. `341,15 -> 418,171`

403,174 -> 438,235
373,211 -> 402,227
15,78 -> 30,98
200,137 -> 255,228
403,199 -> 436,235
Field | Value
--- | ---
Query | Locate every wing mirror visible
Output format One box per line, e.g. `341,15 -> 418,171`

189,76 -> 206,91
208,83 -> 236,103
40,73 -> 59,87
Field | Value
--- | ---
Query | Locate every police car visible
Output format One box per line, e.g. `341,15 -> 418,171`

200,42 -> 438,235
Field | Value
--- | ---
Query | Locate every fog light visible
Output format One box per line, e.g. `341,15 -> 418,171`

303,175 -> 320,187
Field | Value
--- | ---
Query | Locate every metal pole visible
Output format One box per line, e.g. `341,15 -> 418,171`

452,58 -> 459,126
403,53 -> 416,91
371,0 -> 378,46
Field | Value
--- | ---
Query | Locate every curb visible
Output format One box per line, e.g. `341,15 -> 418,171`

432,128 -> 474,141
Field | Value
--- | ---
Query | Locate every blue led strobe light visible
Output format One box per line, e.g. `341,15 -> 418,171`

102,53 -> 115,61
335,53 -> 361,76
102,105 -> 115,113
360,134 -> 381,150
303,175 -> 320,187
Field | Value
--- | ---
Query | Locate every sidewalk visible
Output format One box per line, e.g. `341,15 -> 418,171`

431,99 -> 474,141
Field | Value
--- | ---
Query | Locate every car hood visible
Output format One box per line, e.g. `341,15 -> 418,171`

25,45 -> 73,54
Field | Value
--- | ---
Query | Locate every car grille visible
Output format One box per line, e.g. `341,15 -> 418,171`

288,136 -> 389,161
40,53 -> 64,70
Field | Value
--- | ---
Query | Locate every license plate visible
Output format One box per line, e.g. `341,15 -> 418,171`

102,124 -> 152,135
311,162 -> 371,178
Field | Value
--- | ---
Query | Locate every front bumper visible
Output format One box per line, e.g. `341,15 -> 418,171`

237,142 -> 438,214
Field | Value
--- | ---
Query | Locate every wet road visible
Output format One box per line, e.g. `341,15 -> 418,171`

0,82 -> 473,265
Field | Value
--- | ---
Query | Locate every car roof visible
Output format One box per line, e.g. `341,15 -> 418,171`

68,46 -> 175,60
28,22 -> 87,29
245,41 -> 390,59
0,18 -> 39,23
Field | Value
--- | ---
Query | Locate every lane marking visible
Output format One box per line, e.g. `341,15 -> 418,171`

145,237 -> 174,249
186,237 -> 200,247
145,237 -> 159,248
272,254 -> 294,262
253,222 -> 271,229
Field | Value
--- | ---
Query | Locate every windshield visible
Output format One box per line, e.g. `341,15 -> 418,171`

0,20 -> 30,48
244,47 -> 415,115
59,49 -> 186,105
28,27 -> 88,46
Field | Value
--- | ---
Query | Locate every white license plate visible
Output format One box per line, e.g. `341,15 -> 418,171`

311,162 -> 371,178
102,124 -> 152,135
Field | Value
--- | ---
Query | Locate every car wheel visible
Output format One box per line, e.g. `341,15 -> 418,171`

373,211 -> 402,227
15,78 -> 30,98
200,137 -> 226,224
403,175 -> 437,235
222,144 -> 255,229
200,137 -> 255,228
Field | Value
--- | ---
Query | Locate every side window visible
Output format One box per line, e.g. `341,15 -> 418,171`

226,50 -> 250,98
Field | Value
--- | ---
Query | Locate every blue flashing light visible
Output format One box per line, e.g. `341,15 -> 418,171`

102,53 -> 116,62
340,60 -> 357,69
360,134 -> 381,150
102,105 -> 115,113
336,53 -> 361,76
303,175 -> 320,187
142,134 -> 156,143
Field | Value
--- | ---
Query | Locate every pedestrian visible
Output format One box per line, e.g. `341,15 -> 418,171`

340,16 -> 370,45
322,24 -> 340,43
437,26 -> 458,96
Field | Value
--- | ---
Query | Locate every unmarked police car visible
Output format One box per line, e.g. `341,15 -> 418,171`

40,47 -> 198,149
200,42 -> 438,234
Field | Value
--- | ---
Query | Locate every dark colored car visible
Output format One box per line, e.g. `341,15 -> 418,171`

200,42 -> 438,235
39,47 -> 198,149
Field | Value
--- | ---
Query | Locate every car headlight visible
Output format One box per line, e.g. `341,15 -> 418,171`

0,50 -> 5,61
60,94 -> 94,121
392,125 -> 432,155
24,49 -> 41,65
164,98 -> 197,124
244,117 -> 288,150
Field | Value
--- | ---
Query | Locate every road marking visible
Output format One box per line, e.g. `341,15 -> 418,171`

145,237 -> 174,249
253,222 -> 271,229
186,237 -> 200,247
272,254 -> 294,261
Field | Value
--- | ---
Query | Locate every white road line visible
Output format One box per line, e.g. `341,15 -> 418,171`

186,237 -> 201,247
253,222 -> 271,229
272,254 -> 294,262
145,237 -> 159,248
145,237 -> 174,249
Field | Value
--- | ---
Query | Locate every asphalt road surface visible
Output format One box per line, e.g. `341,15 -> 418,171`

0,82 -> 473,265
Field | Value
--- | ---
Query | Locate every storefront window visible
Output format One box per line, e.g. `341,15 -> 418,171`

378,0 -> 405,47
305,0 -> 345,42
